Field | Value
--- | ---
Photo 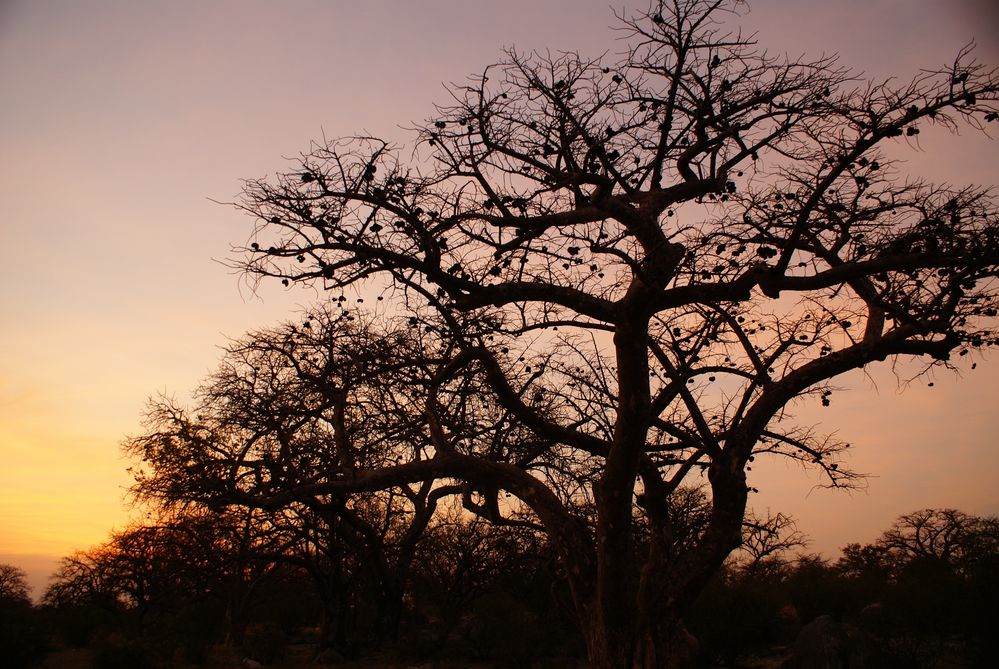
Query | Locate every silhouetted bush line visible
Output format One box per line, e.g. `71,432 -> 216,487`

688,508 -> 999,667
6,506 -> 995,668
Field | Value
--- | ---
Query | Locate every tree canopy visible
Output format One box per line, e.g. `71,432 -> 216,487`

0,564 -> 31,606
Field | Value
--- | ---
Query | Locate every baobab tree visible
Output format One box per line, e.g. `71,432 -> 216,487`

149,1 -> 999,666
841,508 -> 999,579
127,307 -> 481,648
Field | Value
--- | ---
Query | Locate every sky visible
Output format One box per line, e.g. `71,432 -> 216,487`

1,0 -> 997,599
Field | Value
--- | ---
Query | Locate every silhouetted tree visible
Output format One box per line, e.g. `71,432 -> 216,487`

44,548 -> 124,617
409,506 -> 537,640
152,1 -> 999,666
874,507 -> 999,577
0,564 -> 47,668
691,508 -> 998,666
0,564 -> 31,605
737,511 -> 808,575
165,507 -> 289,646
41,506 -> 289,656
126,308 -> 475,651
836,508 -> 999,664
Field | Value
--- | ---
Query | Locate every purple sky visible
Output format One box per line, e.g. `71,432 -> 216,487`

1,0 -> 997,598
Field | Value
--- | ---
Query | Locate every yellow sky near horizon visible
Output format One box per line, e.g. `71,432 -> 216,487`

2,0 -> 998,597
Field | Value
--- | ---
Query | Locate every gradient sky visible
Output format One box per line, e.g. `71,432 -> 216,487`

1,0 -> 997,598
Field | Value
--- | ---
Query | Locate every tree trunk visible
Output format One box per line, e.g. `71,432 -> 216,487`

317,583 -> 349,653
373,579 -> 404,648
221,575 -> 256,646
578,456 -> 748,669
382,584 -> 404,645
223,602 -> 248,646
632,618 -> 699,669
584,614 -> 698,669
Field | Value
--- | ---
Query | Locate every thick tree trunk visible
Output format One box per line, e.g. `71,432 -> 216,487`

222,578 -> 255,646
317,583 -> 349,653
633,620 -> 699,669
374,580 -> 404,647
586,313 -> 653,665
578,456 -> 749,669
584,614 -> 698,669
223,603 -> 248,646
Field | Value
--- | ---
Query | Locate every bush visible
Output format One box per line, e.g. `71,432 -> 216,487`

241,622 -> 289,664
90,639 -> 155,669
172,600 -> 224,665
0,600 -> 49,668
687,569 -> 785,664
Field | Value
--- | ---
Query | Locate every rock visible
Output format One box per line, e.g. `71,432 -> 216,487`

857,603 -> 887,636
782,615 -> 877,669
241,658 -> 264,669
315,647 -> 346,665
667,624 -> 699,669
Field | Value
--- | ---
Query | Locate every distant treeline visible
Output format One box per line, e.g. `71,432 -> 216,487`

2,504 -> 996,668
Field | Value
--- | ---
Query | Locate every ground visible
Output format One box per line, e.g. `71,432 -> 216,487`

39,644 -> 792,669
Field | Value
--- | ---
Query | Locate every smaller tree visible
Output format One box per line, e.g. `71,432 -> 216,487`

0,564 -> 31,605
837,509 -> 999,664
839,508 -> 999,581
126,307 -> 477,651
736,511 -> 808,575
876,508 -> 999,577
0,564 -> 47,669
683,510 -> 809,663
44,550 -> 121,615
